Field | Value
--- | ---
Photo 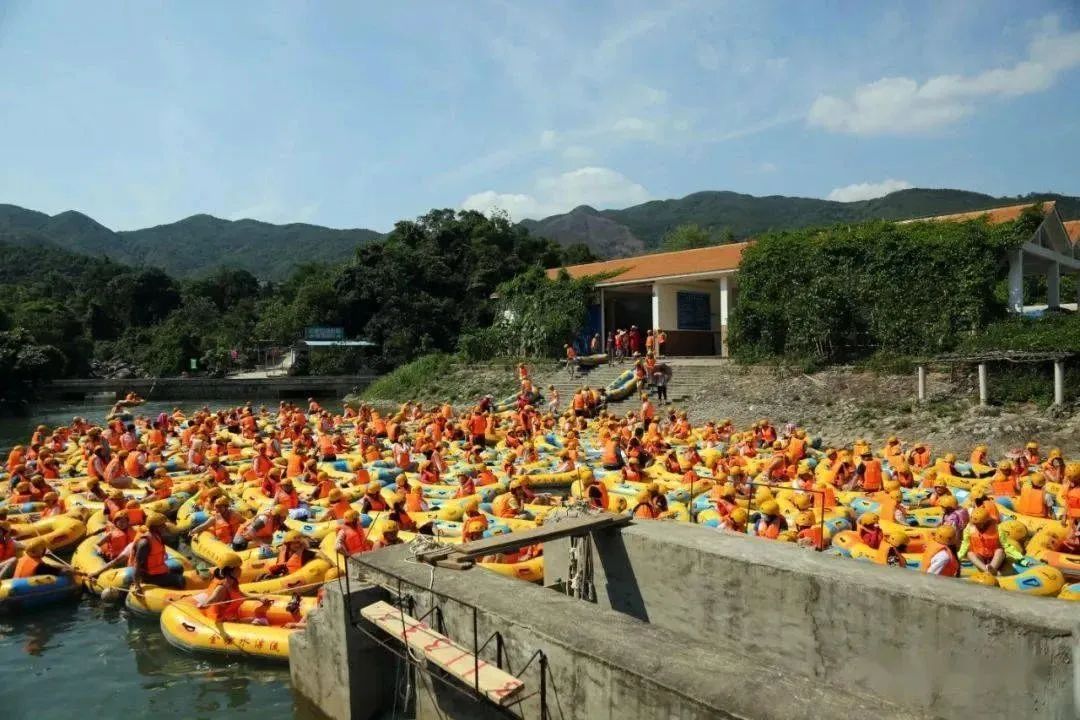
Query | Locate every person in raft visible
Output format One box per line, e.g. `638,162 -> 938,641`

0,538 -> 73,580
197,554 -> 271,625
91,513 -> 184,590
958,506 -> 1023,576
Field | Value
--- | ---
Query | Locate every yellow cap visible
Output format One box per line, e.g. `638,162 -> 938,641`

1030,473 -> 1046,488
937,495 -> 957,510
759,500 -> 780,516
283,530 -> 304,544
970,507 -> 991,527
933,525 -> 957,545
859,512 -> 879,526
720,484 -> 736,499
366,481 -> 382,493
462,497 -> 479,513
145,512 -> 167,529
220,555 -> 242,569
1026,441 -> 1039,450
795,510 -> 816,528
382,520 -> 399,534
730,508 -> 748,524
793,493 -> 812,511
328,488 -> 343,501
343,509 -> 360,522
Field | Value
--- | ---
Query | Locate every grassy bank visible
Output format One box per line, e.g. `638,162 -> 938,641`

356,353 -> 529,405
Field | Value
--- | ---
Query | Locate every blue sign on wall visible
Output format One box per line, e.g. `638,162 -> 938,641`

676,292 -> 711,331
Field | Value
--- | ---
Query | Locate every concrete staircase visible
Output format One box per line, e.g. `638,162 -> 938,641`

532,358 -> 730,414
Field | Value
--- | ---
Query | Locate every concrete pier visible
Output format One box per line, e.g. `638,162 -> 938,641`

291,521 -> 1078,720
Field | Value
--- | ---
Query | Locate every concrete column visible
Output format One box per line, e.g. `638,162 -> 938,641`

978,363 -> 988,406
1007,248 -> 1024,313
651,283 -> 660,332
599,288 -> 606,348
719,275 -> 730,326
917,365 -> 926,403
1047,262 -> 1061,309
1054,360 -> 1065,405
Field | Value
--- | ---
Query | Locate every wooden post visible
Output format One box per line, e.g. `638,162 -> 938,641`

1054,360 -> 1065,406
916,365 -> 926,403
978,363 -> 989,406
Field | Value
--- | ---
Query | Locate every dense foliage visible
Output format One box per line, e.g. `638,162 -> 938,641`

524,189 -> 1080,256
457,267 -> 596,360
730,208 -> 1045,364
0,209 -> 590,402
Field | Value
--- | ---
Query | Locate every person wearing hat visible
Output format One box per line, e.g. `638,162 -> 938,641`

3,538 -> 73,580
1022,441 -> 1041,468
335,510 -> 370,557
938,494 -> 968,532
461,498 -> 489,541
275,478 -> 301,510
198,554 -> 270,624
370,520 -> 403,550
130,513 -> 183,591
360,481 -> 390,514
920,525 -> 961,577
323,488 -> 354,520
795,510 -> 824,550
1042,448 -> 1065,484
1016,472 -> 1054,519
189,496 -> 245,543
856,451 -> 883,492
959,506 -> 1022,576
264,530 -> 315,579
754,500 -> 787,539
719,507 -> 748,533
907,441 -> 931,470
0,519 -> 26,578
39,491 -> 66,518
1061,463 -> 1080,526
492,478 -> 530,519
581,472 -> 609,511
621,456 -> 644,483
921,474 -> 953,507
234,504 -> 290,550
95,511 -> 137,562
857,512 -> 884,550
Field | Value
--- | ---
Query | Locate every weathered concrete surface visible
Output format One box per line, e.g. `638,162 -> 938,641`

289,574 -> 396,720
356,546 -> 931,720
546,521 -> 1078,720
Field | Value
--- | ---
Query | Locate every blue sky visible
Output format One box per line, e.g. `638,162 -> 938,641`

1,1 -> 1077,232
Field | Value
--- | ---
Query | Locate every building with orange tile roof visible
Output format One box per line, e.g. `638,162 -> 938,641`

546,201 -> 1077,357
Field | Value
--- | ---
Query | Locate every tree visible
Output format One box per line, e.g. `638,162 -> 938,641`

661,224 -> 719,251
477,267 -> 595,358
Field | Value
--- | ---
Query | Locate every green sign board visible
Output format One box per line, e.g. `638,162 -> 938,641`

305,326 -> 345,341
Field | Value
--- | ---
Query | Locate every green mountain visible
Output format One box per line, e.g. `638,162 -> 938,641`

524,189 -> 1080,258
0,204 -> 383,280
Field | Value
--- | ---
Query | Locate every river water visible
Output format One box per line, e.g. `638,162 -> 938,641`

0,398 -> 330,720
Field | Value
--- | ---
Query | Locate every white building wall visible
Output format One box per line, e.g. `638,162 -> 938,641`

653,279 -> 725,330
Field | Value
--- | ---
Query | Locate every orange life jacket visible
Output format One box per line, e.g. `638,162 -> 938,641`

861,459 -> 883,492
968,525 -> 1001,562
756,517 -> 782,539
492,492 -> 517,518
275,546 -> 305,574
137,532 -> 171,576
329,498 -> 353,519
991,474 -> 1016,496
338,524 -> 369,555
100,526 -> 137,559
204,577 -> 245,622
797,525 -> 824,550
585,482 -> 609,511
14,555 -> 43,578
405,492 -> 425,512
920,542 -> 960,577
633,502 -> 657,519
0,535 -> 18,561
602,440 -> 619,466
1017,487 -> 1046,518
212,512 -> 243,543
1065,486 -> 1080,520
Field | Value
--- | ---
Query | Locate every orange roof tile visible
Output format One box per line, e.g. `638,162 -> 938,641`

548,241 -> 750,285
1065,220 -> 1080,245
898,201 -> 1055,225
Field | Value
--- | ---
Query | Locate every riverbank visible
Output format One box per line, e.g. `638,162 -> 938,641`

348,354 -> 1080,458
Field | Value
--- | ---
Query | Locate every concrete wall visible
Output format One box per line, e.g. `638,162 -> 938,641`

546,522 -> 1078,720
290,574 -> 398,720
352,546 -> 928,720
653,279 -> 724,331
41,375 -> 374,400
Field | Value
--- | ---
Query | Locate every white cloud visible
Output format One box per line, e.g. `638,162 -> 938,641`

461,166 -> 650,220
827,179 -> 913,202
757,162 -> 777,173
809,15 -> 1080,135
